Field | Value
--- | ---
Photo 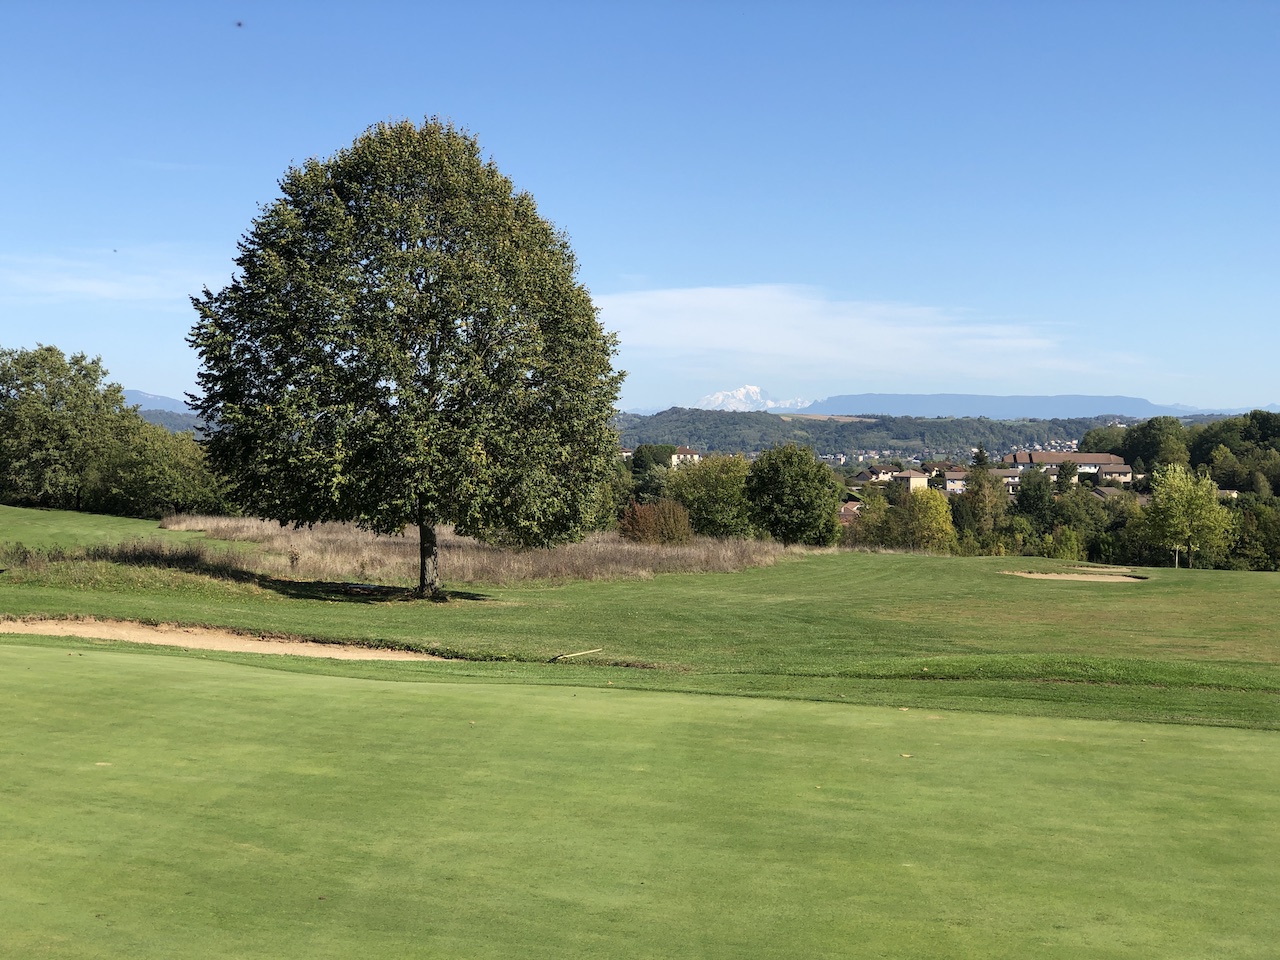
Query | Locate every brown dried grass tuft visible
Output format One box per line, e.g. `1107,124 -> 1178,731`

158,515 -> 785,585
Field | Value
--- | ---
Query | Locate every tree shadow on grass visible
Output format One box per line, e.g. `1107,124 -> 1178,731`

78,542 -> 497,603
258,578 -> 495,604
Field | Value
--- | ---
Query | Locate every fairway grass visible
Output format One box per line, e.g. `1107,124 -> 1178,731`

2,643 -> 1277,959
0,504 -> 201,549
2,544 -> 1278,728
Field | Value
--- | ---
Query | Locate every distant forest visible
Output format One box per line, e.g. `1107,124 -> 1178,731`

138,409 -> 202,433
614,408 -> 1132,460
144,403 -> 1146,463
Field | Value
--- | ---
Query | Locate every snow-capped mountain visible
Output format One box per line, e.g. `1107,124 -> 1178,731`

694,385 -> 811,412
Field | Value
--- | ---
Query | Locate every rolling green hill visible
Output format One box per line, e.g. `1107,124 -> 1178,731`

614,407 -> 1125,459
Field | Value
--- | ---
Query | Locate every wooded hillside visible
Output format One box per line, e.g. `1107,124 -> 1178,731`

615,408 -> 1128,460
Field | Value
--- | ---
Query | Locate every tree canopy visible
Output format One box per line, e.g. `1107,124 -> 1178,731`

189,119 -> 622,595
0,345 -> 226,518
745,444 -> 841,546
0,345 -> 124,511
1144,464 -> 1234,568
665,455 -> 756,538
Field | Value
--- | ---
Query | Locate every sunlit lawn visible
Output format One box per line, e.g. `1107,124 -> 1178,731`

3,643 -> 1277,960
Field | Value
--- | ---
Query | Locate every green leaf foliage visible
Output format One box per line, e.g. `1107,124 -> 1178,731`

0,345 -> 226,518
1143,463 -> 1234,568
188,119 -> 623,592
745,444 -> 841,546
891,487 -> 958,553
665,455 -> 756,538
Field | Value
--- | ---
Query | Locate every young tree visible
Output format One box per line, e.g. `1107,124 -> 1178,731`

627,444 -> 677,504
1143,464 -> 1234,568
1054,460 -> 1078,495
1013,467 -> 1054,535
630,444 -> 677,474
744,444 -> 842,546
665,454 -> 756,538
892,487 -> 957,553
841,487 -> 890,548
189,119 -> 623,596
951,459 -> 1007,549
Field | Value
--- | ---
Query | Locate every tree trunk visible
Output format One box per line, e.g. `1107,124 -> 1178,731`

417,519 -> 442,599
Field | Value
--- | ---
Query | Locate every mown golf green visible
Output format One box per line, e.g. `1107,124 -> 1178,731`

2,506 -> 1279,956
3,643 -> 1278,959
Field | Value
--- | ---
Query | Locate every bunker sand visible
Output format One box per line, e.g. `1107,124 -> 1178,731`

0,618 -> 445,660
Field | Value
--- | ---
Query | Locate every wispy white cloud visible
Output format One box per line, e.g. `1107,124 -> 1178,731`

0,250 -> 221,305
597,284 -> 1137,407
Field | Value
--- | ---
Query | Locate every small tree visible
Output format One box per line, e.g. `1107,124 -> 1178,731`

630,444 -> 677,474
1144,463 -> 1234,568
951,459 -> 1007,549
745,444 -> 841,546
665,454 -> 756,538
893,487 -> 958,553
1054,460 -> 1078,495
1013,467 -> 1054,535
189,119 -> 622,596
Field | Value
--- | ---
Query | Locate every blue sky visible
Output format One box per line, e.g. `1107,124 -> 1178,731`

1,1 -> 1277,412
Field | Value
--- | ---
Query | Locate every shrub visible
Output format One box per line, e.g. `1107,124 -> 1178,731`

618,499 -> 694,544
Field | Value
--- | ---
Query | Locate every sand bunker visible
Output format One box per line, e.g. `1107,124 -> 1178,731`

1005,571 -> 1145,582
0,618 -> 445,660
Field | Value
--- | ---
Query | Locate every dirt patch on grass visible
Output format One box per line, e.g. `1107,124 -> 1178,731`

1004,571 -> 1147,583
0,618 -> 445,660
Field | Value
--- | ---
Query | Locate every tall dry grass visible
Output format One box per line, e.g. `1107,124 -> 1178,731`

156,515 -> 786,585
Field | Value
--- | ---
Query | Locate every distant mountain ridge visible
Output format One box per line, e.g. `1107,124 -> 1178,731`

123,390 -> 189,413
790,393 -> 1278,419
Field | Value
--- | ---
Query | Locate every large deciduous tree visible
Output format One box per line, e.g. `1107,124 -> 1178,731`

189,119 -> 623,596
0,344 -> 226,518
744,444 -> 841,546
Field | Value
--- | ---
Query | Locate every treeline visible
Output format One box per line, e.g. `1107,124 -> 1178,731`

614,407 -> 1128,459
0,346 -> 229,519
1081,412 -> 1280,497
602,436 -> 1280,570
845,443 -> 1280,571
615,445 -> 842,547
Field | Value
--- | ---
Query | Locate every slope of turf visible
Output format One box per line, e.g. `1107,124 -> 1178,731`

3,545 -> 1278,727
0,504 -> 191,548
3,643 -> 1277,960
